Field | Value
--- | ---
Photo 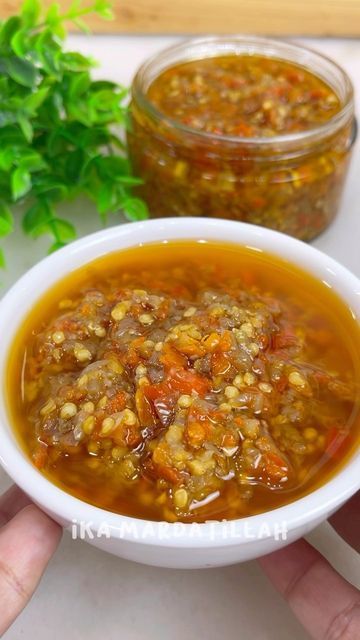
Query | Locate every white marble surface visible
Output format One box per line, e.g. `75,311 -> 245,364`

1,34 -> 360,640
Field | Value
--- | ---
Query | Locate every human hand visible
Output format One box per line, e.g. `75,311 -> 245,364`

259,491 -> 360,640
0,485 -> 62,636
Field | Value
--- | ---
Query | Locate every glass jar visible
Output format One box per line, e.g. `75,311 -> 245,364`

128,36 -> 356,241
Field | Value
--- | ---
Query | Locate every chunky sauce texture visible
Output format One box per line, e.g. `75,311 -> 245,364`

7,242 -> 360,523
129,54 -> 354,240
147,55 -> 341,137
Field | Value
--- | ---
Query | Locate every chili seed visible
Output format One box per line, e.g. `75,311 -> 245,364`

60,402 -> 77,420
188,459 -> 205,476
139,313 -> 155,325
111,446 -> 126,460
122,409 -> 137,426
77,374 -> 88,387
136,364 -> 148,377
224,385 -> 240,399
82,415 -> 95,435
249,343 -> 260,357
108,360 -> 124,374
233,374 -> 244,389
289,371 -> 306,387
83,402 -> 95,415
97,396 -> 108,409
244,372 -> 256,385
219,402 -> 232,412
111,301 -> 130,321
40,398 -> 56,416
121,458 -> 136,478
177,394 -> 193,408
259,382 -> 273,393
241,322 -> 254,337
74,345 -> 92,363
173,488 -> 188,508
101,417 -> 115,435
52,330 -> 65,345
183,306 -> 196,318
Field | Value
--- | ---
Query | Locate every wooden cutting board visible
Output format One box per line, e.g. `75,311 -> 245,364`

1,0 -> 360,36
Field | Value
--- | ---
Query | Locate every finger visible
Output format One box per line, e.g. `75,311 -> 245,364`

329,491 -> 360,553
0,486 -> 31,528
259,539 -> 360,640
0,504 -> 62,636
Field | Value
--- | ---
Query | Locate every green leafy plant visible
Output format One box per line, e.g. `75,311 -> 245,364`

0,0 -> 148,265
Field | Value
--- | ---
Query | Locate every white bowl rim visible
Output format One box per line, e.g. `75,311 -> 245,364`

0,217 -> 359,549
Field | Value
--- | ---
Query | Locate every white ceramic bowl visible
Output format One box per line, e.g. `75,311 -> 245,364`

0,218 -> 359,569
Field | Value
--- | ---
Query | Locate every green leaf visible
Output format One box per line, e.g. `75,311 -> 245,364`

0,17 -> 22,47
45,3 -> 66,39
19,149 -> 46,172
114,175 -> 143,186
0,203 -> 14,237
67,100 -> 93,126
69,72 -> 91,100
51,21 -> 67,40
72,18 -> 91,34
121,197 -> 149,221
95,182 -> 117,216
17,114 -> 33,142
10,28 -> 30,58
32,177 -> 69,201
0,76 -> 9,97
42,91 -> 63,125
34,29 -> 62,77
94,0 -> 114,20
5,57 -> 39,88
0,126 -> 25,147
51,218 -> 76,243
48,240 -> 66,253
45,128 -> 67,157
23,87 -> 50,113
89,88 -> 121,111
21,0 -> 42,26
11,166 -> 31,200
78,127 -> 110,149
91,80 -> 120,91
45,3 -> 61,24
23,200 -> 50,236
0,148 -> 16,171
0,0 -> 147,266
65,149 -> 85,182
95,155 -> 128,180
61,51 -> 95,71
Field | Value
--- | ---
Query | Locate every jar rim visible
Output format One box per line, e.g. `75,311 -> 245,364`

132,35 -> 355,148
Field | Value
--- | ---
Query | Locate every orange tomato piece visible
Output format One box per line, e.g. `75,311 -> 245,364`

167,368 -> 210,396
263,452 -> 289,480
32,443 -> 48,469
160,343 -> 188,369
211,351 -> 233,376
107,391 -> 127,414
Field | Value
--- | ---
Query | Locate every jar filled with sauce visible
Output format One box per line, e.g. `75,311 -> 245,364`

128,37 -> 356,240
